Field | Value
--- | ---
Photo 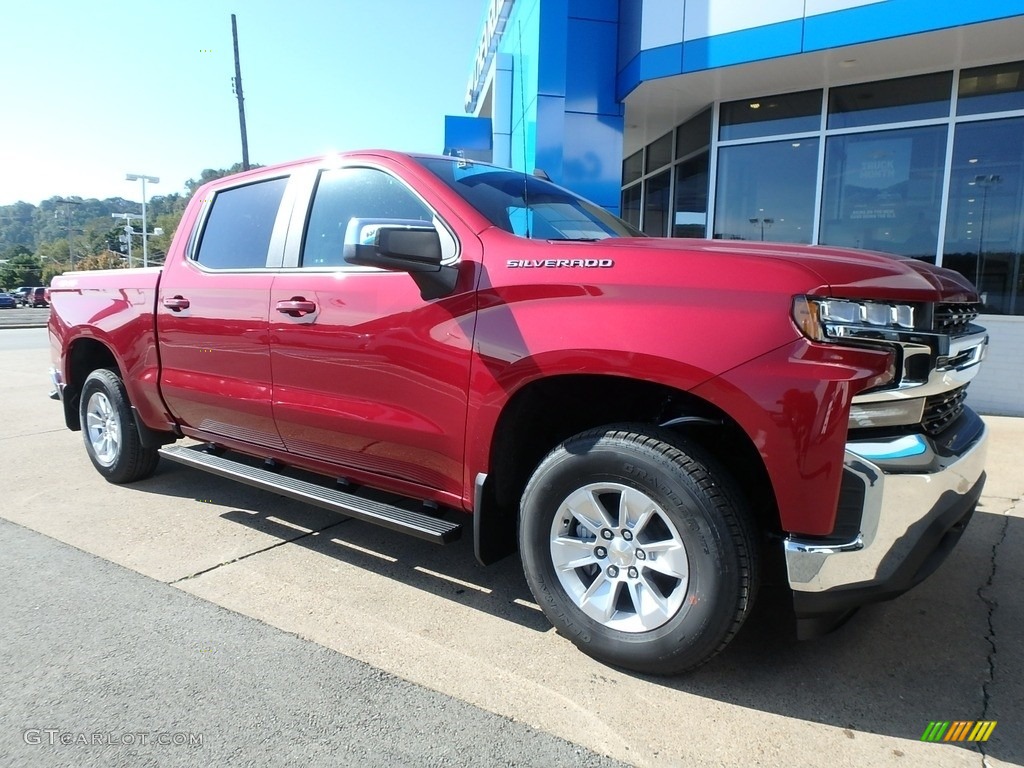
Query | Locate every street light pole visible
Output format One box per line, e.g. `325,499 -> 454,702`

111,212 -> 143,267
125,174 -> 159,267
749,215 -> 774,241
973,174 -> 1002,290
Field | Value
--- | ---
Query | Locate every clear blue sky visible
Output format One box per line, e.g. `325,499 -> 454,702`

0,0 -> 486,205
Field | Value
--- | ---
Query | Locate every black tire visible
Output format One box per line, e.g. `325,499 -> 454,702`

79,369 -> 160,484
519,424 -> 759,674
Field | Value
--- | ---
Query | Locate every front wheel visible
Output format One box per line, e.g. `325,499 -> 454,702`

79,369 -> 160,484
519,425 -> 759,674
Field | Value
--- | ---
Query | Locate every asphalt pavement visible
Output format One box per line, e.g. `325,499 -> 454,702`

2,326 -> 1021,767
0,305 -> 49,329
0,518 -> 623,768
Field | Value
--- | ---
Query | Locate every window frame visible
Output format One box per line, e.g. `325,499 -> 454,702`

187,174 -> 295,272
621,110 -> 712,236
826,72 -> 953,131
278,162 -> 460,272
818,124 -> 949,260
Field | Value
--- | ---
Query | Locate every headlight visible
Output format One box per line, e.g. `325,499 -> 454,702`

792,296 -> 916,343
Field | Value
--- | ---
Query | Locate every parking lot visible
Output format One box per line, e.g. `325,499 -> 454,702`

1,326 -> 1021,767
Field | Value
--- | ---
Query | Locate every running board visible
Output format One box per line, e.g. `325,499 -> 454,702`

159,444 -> 461,544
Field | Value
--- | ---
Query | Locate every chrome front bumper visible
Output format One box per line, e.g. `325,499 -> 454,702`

49,366 -> 64,401
784,410 -> 987,609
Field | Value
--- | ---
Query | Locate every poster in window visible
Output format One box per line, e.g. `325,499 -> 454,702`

843,138 -> 912,221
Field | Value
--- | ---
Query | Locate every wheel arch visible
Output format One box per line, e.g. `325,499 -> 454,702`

473,373 -> 781,565
62,336 -> 122,431
61,335 -> 176,450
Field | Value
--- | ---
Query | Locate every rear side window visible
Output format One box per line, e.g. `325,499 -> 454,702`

194,177 -> 288,269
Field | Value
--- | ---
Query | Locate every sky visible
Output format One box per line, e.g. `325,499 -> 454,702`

0,0 -> 486,206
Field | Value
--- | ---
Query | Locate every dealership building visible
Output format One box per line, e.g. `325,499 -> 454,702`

445,0 -> 1024,415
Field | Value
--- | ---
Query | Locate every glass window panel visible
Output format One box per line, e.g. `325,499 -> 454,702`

645,132 -> 673,175
942,117 -> 1024,315
713,139 -> 819,244
827,72 -> 952,129
643,171 -> 671,236
719,90 -> 821,141
195,177 -> 288,269
621,184 -> 641,229
676,108 -> 712,160
819,126 -> 947,262
623,150 -> 643,185
673,152 -> 708,238
958,61 -> 1024,116
302,168 -> 431,267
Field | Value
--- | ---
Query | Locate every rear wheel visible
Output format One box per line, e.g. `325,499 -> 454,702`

519,425 -> 758,674
80,369 -> 159,484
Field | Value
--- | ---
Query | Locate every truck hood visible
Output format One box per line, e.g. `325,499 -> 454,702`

585,237 -> 979,304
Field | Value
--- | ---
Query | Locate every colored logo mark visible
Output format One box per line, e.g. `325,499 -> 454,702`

921,721 -> 997,742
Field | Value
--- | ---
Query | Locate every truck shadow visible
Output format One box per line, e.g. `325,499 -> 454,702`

134,460 -> 552,633
135,462 -> 1020,762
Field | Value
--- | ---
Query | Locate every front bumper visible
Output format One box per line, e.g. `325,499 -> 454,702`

784,408 -> 987,636
49,366 -> 64,401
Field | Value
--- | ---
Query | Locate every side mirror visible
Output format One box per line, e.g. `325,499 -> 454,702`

343,219 -> 458,300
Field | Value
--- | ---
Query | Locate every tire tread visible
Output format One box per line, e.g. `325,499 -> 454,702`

80,369 -> 160,484
520,423 -> 760,674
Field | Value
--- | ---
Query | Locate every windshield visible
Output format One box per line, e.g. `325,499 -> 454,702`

416,156 -> 643,240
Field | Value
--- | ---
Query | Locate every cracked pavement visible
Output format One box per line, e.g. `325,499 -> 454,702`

975,449 -> 1023,768
2,327 -> 1022,768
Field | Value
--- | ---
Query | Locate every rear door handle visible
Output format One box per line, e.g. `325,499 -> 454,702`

276,298 -> 317,317
162,296 -> 190,311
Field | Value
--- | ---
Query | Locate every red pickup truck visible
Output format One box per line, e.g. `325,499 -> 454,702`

48,151 -> 989,674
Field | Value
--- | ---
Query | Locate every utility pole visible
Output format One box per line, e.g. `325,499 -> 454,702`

56,199 -> 82,269
231,14 -> 250,171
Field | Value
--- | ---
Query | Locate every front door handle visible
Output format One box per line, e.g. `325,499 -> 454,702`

276,298 -> 317,317
162,295 -> 190,311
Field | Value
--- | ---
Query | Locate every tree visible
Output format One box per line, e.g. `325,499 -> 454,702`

0,202 -> 37,250
146,211 -> 184,263
2,244 -> 33,261
74,251 -> 128,271
0,252 -> 42,290
185,163 -> 261,197
35,238 -> 70,267
42,261 -> 68,286
0,161 -> 262,284
147,192 -> 188,220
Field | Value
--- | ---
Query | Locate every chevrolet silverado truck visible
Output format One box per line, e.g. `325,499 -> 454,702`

48,151 -> 989,674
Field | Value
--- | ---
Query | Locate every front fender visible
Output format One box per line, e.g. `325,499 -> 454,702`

691,338 -> 894,536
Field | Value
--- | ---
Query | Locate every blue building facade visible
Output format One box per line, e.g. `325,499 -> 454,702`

450,0 -> 625,212
447,0 -> 1024,414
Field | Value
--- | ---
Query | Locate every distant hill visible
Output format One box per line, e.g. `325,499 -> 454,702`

0,163 -> 258,288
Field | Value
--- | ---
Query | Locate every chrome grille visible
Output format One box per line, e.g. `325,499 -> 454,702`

934,303 -> 980,336
923,386 -> 968,435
